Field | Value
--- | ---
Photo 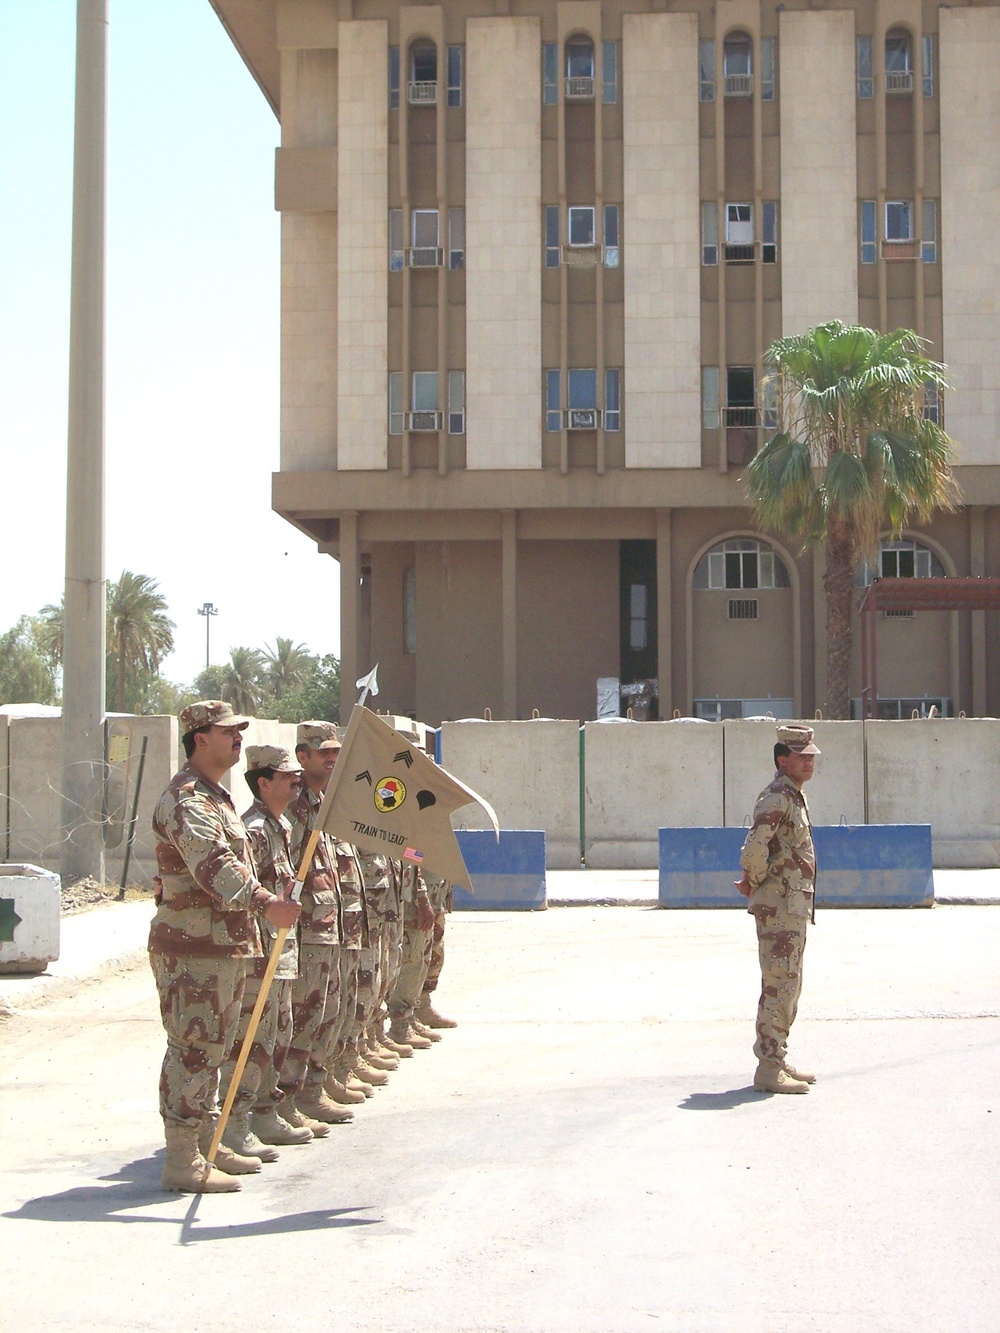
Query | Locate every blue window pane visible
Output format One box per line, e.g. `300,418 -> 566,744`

543,43 -> 557,104
568,368 -> 597,410
546,370 -> 561,431
389,46 -> 400,110
601,40 -> 618,103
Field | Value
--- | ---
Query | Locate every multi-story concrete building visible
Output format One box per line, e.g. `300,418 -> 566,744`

212,0 -> 1000,724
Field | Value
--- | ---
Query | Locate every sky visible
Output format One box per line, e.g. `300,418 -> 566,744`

0,0 -> 341,686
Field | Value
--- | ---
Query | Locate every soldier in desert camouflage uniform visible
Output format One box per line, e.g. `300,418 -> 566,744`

737,723 -> 820,1095
283,721 -> 356,1125
416,878 -> 458,1030
387,866 -> 438,1050
352,852 -> 403,1075
148,701 -> 300,1193
216,745 -> 310,1160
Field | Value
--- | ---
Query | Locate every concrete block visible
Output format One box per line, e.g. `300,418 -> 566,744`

865,719 -> 1000,867
0,864 -> 60,973
452,830 -> 546,911
8,716 -> 62,867
658,824 -> 934,908
221,719 -> 298,816
585,721 -> 723,868
441,720 -> 581,869
723,720 -> 865,828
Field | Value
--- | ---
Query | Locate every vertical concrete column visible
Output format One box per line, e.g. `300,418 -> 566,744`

656,509 -> 673,716
970,506 -> 987,716
339,511 -> 360,724
502,511 -> 518,719
62,0 -> 108,885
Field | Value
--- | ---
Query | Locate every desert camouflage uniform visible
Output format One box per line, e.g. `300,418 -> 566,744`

149,765 -> 270,1128
326,842 -> 366,1072
217,799 -> 300,1118
740,773 -> 816,1070
283,785 -> 342,1099
374,860 -> 404,1028
422,879 -> 453,998
355,851 -> 396,1043
388,867 -> 440,1025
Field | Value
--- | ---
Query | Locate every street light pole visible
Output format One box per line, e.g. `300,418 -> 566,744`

198,602 -> 218,669
61,0 -> 108,886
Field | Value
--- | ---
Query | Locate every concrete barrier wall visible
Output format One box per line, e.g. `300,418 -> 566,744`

452,830 -> 547,910
220,719 -> 298,816
658,824 -> 934,907
723,720 -> 866,829
440,720 -> 581,869
0,715 -> 9,861
866,719 -> 1000,867
585,721 -> 723,868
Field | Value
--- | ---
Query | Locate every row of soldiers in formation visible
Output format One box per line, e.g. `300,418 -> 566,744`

148,700 -> 455,1193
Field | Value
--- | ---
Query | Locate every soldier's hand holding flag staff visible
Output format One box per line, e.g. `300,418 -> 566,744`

207,665 -> 499,1165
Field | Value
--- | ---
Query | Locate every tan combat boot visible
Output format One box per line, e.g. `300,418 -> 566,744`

753,1063 -> 810,1094
282,1103 -> 330,1139
251,1106 -> 313,1145
199,1119 -> 264,1173
297,1087 -> 356,1123
416,995 -> 458,1029
363,1037 -> 399,1071
337,1055 -> 376,1097
380,1030 -> 415,1058
410,1017 -> 442,1043
161,1123 -> 240,1193
353,1054 -> 390,1086
390,1017 -> 431,1050
782,1063 -> 817,1084
324,1071 -> 367,1105
222,1111 -> 280,1163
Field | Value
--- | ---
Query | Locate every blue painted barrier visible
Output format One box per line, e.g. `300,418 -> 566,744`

452,830 -> 547,911
658,825 -> 933,908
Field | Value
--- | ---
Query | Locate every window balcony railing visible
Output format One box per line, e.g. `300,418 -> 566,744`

564,408 -> 601,430
407,247 -> 443,268
724,73 -> 753,97
724,241 -> 757,264
724,405 -> 759,428
408,81 -> 437,105
407,410 -> 442,432
565,75 -> 595,99
885,69 -> 914,93
882,238 -> 919,261
561,243 -> 601,267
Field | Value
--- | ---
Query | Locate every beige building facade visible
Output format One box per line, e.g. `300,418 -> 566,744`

214,0 -> 1000,724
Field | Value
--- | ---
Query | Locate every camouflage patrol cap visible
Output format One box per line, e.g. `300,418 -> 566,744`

776,724 -> 821,755
179,699 -> 250,736
297,720 -> 342,751
244,744 -> 302,775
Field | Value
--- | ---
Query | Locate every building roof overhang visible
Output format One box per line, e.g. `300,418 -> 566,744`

208,0 -> 280,115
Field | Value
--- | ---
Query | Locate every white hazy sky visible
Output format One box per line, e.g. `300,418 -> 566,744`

0,0 -> 341,686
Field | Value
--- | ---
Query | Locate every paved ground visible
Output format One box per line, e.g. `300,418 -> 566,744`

1,899 -> 998,1332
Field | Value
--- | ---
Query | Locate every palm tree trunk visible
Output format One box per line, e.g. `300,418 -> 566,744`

117,647 -> 126,714
823,517 -> 855,719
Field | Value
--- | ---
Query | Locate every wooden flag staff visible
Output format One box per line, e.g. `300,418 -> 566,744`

206,667 -> 380,1166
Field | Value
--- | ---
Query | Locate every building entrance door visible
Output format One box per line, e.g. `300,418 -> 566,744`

619,539 -> 658,718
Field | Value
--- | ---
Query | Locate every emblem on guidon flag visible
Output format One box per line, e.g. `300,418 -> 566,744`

374,776 -> 406,813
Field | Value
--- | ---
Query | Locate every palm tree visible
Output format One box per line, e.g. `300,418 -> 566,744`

745,322 -> 959,719
264,637 -> 314,700
220,646 -> 267,716
106,571 -> 175,713
35,600 -> 64,671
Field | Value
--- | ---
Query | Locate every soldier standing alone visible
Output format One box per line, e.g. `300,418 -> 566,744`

736,723 -> 820,1095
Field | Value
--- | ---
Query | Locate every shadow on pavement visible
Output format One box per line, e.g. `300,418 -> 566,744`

4,1153 -> 381,1242
677,1087 -> 764,1110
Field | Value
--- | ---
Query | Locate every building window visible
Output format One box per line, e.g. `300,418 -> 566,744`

389,208 -> 404,271
604,205 -> 620,267
885,29 -> 913,93
761,375 -> 778,431
389,46 -> 401,110
410,209 -> 441,267
725,203 -> 754,262
762,200 -> 778,264
699,40 -> 715,102
923,382 -> 941,425
409,372 -> 441,431
568,368 -> 598,428
601,40 -> 618,104
701,202 -> 718,266
856,36 -> 874,99
694,538 -> 791,591
447,45 -> 463,107
860,200 -> 877,264
388,372 -> 404,435
857,538 -> 945,586
702,367 -> 720,431
605,369 -> 621,431
543,42 -> 558,105
544,205 -> 560,268
565,38 -> 595,99
629,584 -> 648,651
760,37 -> 775,101
568,205 -> 596,247
448,370 -> 465,434
729,598 -> 759,621
545,370 -> 561,432
725,366 -> 757,426
885,200 -> 913,242
448,207 -> 465,270
403,566 -> 417,654
723,33 -> 752,97
922,199 -> 937,264
409,42 -> 437,104
921,34 -> 934,98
